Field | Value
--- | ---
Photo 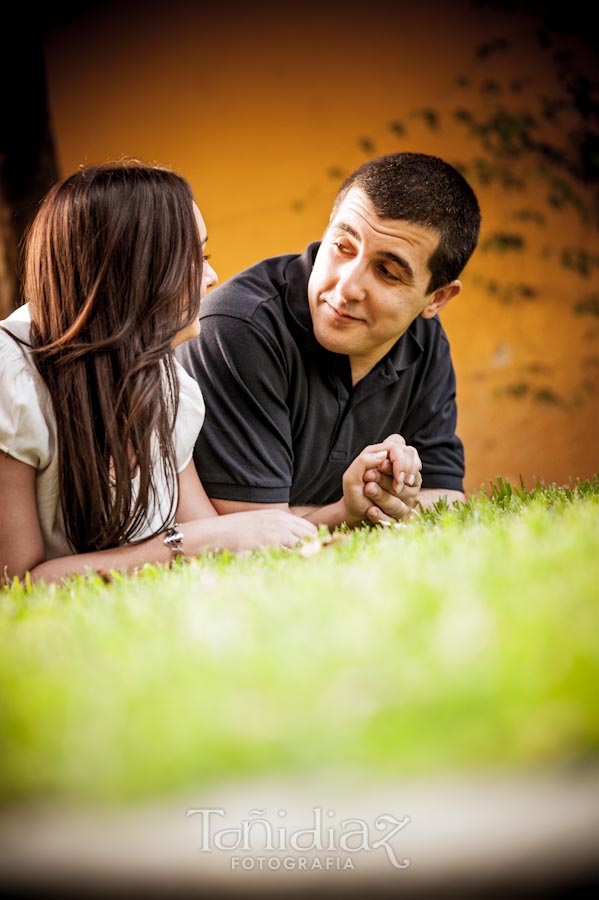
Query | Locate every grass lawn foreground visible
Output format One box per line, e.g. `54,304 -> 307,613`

0,477 -> 598,806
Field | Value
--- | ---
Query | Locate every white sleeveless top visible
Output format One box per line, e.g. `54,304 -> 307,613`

0,304 -> 205,559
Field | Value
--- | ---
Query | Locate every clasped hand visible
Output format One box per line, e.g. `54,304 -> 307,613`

342,434 -> 422,526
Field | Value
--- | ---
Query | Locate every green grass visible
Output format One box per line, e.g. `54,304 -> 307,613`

1,478 -> 598,806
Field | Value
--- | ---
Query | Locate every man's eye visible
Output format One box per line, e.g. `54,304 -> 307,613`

203,254 -> 211,262
332,241 -> 351,254
378,264 -> 401,282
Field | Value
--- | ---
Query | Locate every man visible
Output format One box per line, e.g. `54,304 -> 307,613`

176,152 -> 481,527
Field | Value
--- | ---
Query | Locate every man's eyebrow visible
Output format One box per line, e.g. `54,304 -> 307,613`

201,235 -> 208,246
333,222 -> 414,280
335,222 -> 360,240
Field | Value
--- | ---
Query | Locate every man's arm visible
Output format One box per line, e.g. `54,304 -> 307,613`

211,439 -> 423,529
418,488 -> 465,509
212,497 -> 349,528
399,326 -> 465,497
210,441 -> 464,526
210,445 -> 390,529
292,498 -> 470,522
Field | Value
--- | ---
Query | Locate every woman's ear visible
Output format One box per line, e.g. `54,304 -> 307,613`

421,280 -> 462,319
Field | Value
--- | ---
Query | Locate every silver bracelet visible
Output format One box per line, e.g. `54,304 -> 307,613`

163,522 -> 184,559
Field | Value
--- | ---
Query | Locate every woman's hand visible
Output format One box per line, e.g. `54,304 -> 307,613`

182,508 -> 318,554
176,461 -> 318,553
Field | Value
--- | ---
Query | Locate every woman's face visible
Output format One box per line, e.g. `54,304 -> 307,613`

172,203 -> 218,348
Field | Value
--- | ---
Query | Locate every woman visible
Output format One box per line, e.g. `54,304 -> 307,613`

0,161 -> 317,584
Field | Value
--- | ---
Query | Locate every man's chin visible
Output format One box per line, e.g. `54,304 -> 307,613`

313,324 -> 355,356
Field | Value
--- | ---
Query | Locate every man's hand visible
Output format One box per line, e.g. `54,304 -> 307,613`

362,434 -> 422,525
339,435 -> 422,527
340,446 -> 392,526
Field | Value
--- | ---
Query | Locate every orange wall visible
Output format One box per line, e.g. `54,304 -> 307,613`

43,0 -> 599,493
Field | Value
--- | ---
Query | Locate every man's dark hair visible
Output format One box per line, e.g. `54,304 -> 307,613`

333,152 -> 481,293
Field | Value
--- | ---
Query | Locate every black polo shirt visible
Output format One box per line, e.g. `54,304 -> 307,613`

175,242 -> 464,505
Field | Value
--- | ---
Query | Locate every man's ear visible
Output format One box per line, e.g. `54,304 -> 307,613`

421,280 -> 462,319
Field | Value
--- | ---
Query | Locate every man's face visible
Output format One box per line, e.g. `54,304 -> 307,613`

307,187 -> 443,381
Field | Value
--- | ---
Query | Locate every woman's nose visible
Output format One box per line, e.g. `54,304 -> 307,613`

205,261 -> 218,289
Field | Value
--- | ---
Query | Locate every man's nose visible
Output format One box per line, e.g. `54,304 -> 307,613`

337,258 -> 367,302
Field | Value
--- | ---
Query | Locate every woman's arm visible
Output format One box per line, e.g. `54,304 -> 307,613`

1,456 -> 317,586
0,452 -> 46,579
172,459 -> 318,556
0,452 -> 181,584
175,457 -> 219,521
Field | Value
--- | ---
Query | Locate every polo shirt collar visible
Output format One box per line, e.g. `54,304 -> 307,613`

387,324 -> 424,373
283,241 -> 320,343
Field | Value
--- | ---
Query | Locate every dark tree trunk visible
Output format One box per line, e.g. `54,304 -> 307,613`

0,26 -> 59,318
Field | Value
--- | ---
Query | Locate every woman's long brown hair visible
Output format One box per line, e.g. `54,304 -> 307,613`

22,161 -> 203,552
